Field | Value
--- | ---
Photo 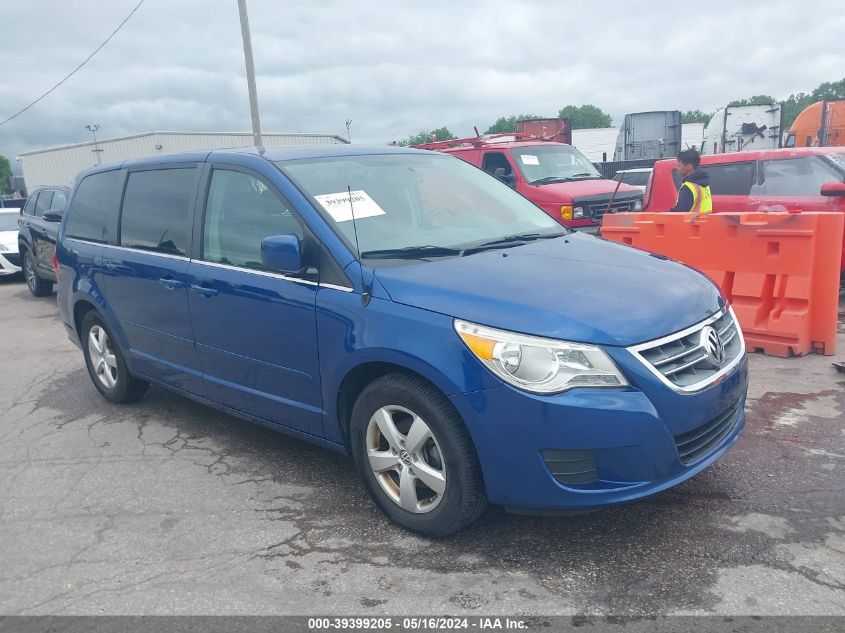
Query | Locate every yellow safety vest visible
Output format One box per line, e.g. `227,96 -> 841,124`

681,181 -> 712,214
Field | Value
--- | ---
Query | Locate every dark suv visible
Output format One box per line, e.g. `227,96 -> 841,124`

18,185 -> 70,296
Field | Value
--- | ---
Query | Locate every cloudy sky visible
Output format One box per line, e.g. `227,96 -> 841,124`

1,0 -> 843,168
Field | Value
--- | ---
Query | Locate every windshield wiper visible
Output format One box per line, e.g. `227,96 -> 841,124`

530,176 -> 569,185
360,245 -> 463,260
463,232 -> 566,254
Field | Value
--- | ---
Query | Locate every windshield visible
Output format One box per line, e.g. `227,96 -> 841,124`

618,171 -> 650,186
279,153 -> 565,263
824,152 -> 845,175
0,213 -> 20,231
509,145 -> 602,184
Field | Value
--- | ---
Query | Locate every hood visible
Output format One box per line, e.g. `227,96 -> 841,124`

373,233 -> 723,347
529,178 -> 641,200
685,169 -> 711,187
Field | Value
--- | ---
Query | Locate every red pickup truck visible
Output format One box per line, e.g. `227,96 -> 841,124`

642,147 -> 845,268
413,134 -> 643,230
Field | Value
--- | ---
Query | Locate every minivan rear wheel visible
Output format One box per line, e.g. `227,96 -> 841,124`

350,373 -> 487,537
22,251 -> 53,297
81,312 -> 149,404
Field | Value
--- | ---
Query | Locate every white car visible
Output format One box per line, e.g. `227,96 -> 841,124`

0,210 -> 22,276
614,167 -> 652,192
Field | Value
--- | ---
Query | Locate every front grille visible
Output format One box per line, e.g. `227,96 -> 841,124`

542,449 -> 598,486
3,253 -> 21,267
584,198 -> 638,221
631,309 -> 743,391
675,402 -> 741,465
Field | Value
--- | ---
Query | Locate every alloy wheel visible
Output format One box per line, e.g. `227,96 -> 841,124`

87,325 -> 119,389
365,405 -> 447,513
24,255 -> 36,292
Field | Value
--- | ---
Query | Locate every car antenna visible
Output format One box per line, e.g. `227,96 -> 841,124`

347,185 -> 371,307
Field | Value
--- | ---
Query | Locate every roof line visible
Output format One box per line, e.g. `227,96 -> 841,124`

18,131 -> 349,156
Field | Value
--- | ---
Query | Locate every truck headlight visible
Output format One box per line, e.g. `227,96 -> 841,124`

455,320 -> 628,394
573,206 -> 585,218
633,199 -> 643,211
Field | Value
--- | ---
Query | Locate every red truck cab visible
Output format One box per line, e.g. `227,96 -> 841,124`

641,147 -> 845,268
413,134 -> 643,229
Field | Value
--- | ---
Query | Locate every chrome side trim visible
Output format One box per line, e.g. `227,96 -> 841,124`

319,282 -> 354,293
66,238 -> 355,292
627,307 -> 746,394
67,238 -> 191,262
193,259 -> 319,287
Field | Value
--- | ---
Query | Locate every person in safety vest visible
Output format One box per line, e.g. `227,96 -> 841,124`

671,148 -> 712,224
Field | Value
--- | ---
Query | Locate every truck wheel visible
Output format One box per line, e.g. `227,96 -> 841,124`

81,312 -> 149,404
23,251 -> 53,297
350,373 -> 487,537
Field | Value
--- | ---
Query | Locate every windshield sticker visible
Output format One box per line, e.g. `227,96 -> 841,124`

314,190 -> 387,223
520,155 -> 540,165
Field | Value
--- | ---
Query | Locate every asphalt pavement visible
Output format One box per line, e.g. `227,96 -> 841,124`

0,276 -> 842,616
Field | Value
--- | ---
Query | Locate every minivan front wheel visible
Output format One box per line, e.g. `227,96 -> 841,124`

350,374 -> 487,537
22,251 -> 53,297
81,312 -> 149,404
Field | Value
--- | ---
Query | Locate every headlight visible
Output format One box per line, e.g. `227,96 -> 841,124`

573,206 -> 585,218
455,320 -> 628,394
633,199 -> 643,211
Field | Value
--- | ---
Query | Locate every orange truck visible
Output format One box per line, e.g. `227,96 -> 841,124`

784,99 -> 845,148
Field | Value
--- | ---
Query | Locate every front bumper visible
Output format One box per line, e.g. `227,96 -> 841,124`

0,252 -> 21,275
449,353 -> 747,511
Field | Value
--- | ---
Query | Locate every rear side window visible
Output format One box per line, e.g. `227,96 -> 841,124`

750,157 -> 841,196
22,194 -> 38,216
120,168 -> 197,256
35,191 -> 53,216
65,171 -> 124,243
703,162 -> 755,195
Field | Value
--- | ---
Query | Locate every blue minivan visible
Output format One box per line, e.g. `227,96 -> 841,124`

56,146 -> 747,536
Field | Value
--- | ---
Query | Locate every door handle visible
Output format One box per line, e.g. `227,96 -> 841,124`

159,277 -> 186,290
190,283 -> 218,297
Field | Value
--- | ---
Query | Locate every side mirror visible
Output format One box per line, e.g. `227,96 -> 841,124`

493,167 -> 516,188
820,182 -> 845,197
261,234 -> 305,274
42,208 -> 64,222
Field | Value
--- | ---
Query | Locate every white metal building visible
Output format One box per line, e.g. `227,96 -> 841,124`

18,131 -> 349,191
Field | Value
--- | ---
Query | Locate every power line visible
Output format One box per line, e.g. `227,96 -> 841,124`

0,0 -> 146,128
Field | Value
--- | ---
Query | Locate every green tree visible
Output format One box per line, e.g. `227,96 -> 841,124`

484,114 -> 544,134
781,92 -> 814,130
681,110 -> 713,124
557,104 -> 613,129
728,94 -> 777,107
0,155 -> 12,194
811,78 -> 845,100
399,127 -> 457,147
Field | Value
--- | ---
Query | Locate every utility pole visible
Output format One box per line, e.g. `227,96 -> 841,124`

237,0 -> 263,148
86,124 -> 102,165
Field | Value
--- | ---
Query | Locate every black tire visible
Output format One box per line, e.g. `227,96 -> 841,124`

80,311 -> 149,404
22,250 -> 53,297
350,373 -> 487,537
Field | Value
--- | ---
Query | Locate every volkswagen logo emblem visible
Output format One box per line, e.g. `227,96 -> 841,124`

700,326 -> 725,368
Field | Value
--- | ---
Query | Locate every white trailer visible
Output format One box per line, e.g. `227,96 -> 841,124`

701,105 -> 782,155
18,131 -> 348,191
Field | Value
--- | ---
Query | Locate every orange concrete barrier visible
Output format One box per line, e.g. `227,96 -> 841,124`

600,212 -> 844,357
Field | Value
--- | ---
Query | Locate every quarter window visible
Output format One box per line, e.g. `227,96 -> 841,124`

22,195 -> 38,216
65,170 -> 124,243
120,168 -> 196,256
202,169 -> 304,270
